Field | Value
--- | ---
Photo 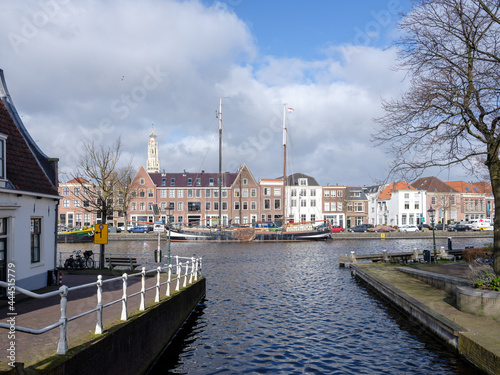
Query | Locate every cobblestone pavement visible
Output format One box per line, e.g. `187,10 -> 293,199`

0,270 -> 177,369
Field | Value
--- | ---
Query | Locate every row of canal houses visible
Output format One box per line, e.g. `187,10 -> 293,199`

58,128 -> 494,231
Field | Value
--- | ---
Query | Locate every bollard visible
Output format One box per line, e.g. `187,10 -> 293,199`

412,248 -> 419,262
58,271 -> 63,286
350,251 -> 357,264
382,250 -> 388,262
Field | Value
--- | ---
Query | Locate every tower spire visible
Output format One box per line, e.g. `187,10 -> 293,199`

147,125 -> 160,173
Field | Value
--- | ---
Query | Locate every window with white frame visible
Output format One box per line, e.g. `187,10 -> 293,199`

251,201 -> 256,210
274,187 -> 281,196
30,218 -> 41,263
324,202 -> 330,211
251,189 -> 257,197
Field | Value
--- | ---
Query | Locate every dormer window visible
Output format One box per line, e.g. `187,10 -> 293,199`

209,178 -> 214,186
170,178 -> 175,186
188,178 -> 192,186
0,134 -> 6,181
161,178 -> 166,186
299,178 -> 307,186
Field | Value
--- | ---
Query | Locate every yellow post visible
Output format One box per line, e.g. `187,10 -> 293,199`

94,224 -> 108,244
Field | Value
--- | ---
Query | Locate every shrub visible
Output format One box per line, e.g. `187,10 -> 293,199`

468,265 -> 496,289
463,247 -> 490,264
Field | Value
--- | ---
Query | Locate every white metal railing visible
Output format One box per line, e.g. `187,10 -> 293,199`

57,251 -> 180,269
0,256 -> 202,355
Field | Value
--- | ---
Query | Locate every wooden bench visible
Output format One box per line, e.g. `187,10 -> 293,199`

106,257 -> 140,271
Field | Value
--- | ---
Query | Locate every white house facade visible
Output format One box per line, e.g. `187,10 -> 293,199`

0,70 -> 60,292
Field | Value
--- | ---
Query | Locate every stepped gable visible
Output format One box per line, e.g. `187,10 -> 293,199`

412,176 -> 458,193
0,100 -> 58,196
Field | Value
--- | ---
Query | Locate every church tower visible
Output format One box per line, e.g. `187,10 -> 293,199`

147,125 -> 160,173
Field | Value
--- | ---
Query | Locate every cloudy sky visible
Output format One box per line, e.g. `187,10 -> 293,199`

0,0 -> 472,186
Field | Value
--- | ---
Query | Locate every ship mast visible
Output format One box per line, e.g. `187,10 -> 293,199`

218,98 -> 223,228
282,103 -> 287,225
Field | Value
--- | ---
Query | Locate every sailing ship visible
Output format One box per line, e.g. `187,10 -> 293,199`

166,101 -> 331,242
57,227 -> 94,243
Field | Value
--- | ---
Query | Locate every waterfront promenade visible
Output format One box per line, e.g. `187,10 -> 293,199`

352,262 -> 500,375
0,268 -> 202,373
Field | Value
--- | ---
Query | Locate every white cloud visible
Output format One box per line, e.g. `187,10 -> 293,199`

0,0 -> 429,186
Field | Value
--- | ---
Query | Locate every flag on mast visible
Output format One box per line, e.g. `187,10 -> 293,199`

287,107 -> 294,112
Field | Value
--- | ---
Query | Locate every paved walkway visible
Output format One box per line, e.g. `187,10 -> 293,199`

0,269 -> 178,371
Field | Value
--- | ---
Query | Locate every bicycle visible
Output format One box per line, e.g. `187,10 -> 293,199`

63,250 -> 86,271
83,250 -> 95,268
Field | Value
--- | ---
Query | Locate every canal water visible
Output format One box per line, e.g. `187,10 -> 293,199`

61,237 -> 488,374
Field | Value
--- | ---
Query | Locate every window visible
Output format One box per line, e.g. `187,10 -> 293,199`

337,190 -> 342,197
264,199 -> 271,209
222,202 -> 228,210
264,188 -> 271,196
310,199 -> 316,207
160,189 -> 166,198
291,189 -> 297,197
251,189 -> 257,197
177,202 -> 183,211
196,178 -> 201,186
161,202 -> 166,210
355,202 -> 364,212
243,178 -> 248,185
139,190 -> 145,198
274,188 -> 281,196
162,178 -> 166,186
74,200 -> 81,207
404,193 -> 410,199
187,189 -> 193,198
148,189 -> 154,198
214,202 -> 219,210
206,189 -> 211,198
206,202 -> 211,211
235,202 -> 240,210
450,196 -> 455,205
0,136 -> 5,179
311,214 -> 316,222
170,178 -> 175,186
214,190 -> 219,198
324,190 -> 330,197
301,199 -> 307,207
415,202 -> 420,210
188,202 -> 201,212
222,190 -> 228,198
83,200 -> 90,208
131,202 -> 137,210
74,187 -> 80,196
139,202 -> 145,211
431,196 -> 436,205
242,189 -> 249,197
274,199 -> 280,210
243,202 -> 248,210
310,189 -> 316,197
196,190 -> 201,198
337,202 -> 342,211
30,218 -> 41,263
324,202 -> 330,211
299,178 -> 307,186
300,189 -> 306,197
140,178 -> 145,185
234,189 -> 240,197
63,199 -> 70,208
63,187 -> 70,195
178,189 -> 183,198
251,201 -> 257,210
404,201 -> 410,210
187,178 -> 192,186
209,178 -> 214,186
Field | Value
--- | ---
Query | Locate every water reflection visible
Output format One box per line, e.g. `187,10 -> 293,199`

61,238 -> 486,374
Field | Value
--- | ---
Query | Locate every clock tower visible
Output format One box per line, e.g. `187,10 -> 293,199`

147,125 -> 160,173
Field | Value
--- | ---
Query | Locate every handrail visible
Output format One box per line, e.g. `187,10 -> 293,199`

0,255 -> 202,355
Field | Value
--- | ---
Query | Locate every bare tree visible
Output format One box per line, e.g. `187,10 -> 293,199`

114,163 -> 135,231
74,138 -> 122,268
373,0 -> 500,272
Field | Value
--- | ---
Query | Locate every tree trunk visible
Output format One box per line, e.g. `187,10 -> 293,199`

488,159 -> 500,274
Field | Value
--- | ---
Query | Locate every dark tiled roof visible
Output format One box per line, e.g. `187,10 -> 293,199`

149,171 -> 237,188
283,173 -> 320,186
412,177 -> 458,193
0,100 -> 58,196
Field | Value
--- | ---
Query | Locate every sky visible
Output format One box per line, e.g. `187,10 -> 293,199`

0,0 -> 474,186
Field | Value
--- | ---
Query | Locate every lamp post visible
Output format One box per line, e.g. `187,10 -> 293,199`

428,206 -> 437,262
166,206 -> 172,267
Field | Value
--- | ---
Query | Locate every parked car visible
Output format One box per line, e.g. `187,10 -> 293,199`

128,225 -> 150,233
448,224 -> 471,232
330,225 -> 345,233
434,224 -> 448,230
418,224 -> 431,231
369,225 -> 396,232
347,224 -> 374,233
397,225 -> 419,232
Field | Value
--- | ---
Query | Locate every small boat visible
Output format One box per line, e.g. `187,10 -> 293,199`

57,228 -> 94,243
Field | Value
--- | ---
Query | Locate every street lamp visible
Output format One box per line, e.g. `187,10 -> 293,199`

165,206 -> 173,267
427,206 -> 437,262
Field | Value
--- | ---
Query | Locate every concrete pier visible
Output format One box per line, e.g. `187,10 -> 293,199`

352,262 -> 500,375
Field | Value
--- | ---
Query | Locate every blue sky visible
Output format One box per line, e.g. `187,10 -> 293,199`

0,0 -> 469,186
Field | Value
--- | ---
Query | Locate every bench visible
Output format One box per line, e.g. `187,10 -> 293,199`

106,257 -> 140,271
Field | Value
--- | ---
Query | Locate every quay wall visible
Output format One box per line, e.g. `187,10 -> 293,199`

28,278 -> 206,375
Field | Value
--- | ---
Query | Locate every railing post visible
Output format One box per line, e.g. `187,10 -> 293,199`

155,266 -> 161,303
183,262 -> 188,288
56,285 -> 69,355
193,258 -> 198,281
140,267 -> 146,311
176,262 -> 181,291
189,257 -> 195,284
121,273 -> 128,321
175,255 -> 179,275
166,265 -> 171,297
199,257 -> 202,277
95,275 -> 103,334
